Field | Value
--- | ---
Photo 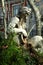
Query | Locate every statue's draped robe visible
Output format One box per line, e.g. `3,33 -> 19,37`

8,16 -> 27,45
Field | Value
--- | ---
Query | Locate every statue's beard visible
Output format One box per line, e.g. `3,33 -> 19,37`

26,16 -> 28,19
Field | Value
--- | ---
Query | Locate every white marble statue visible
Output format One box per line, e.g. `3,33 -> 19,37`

30,35 -> 43,53
8,6 -> 31,45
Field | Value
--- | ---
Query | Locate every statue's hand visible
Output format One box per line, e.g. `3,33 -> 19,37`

21,28 -> 27,37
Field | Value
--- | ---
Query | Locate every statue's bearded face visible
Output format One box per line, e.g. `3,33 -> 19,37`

22,7 -> 31,15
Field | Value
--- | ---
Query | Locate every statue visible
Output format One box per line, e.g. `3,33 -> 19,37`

8,6 -> 31,46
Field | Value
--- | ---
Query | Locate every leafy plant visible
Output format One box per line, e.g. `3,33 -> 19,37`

0,33 -> 26,65
0,33 -> 42,65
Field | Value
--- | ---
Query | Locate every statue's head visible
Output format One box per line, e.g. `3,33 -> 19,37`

19,6 -> 31,16
18,6 -> 31,21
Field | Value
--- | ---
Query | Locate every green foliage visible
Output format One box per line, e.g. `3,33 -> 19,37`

0,33 -> 26,65
0,33 -> 42,65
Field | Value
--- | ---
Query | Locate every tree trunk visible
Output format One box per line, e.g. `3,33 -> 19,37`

2,0 -> 7,39
27,0 -> 41,36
